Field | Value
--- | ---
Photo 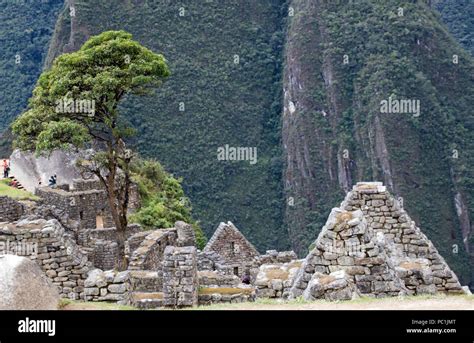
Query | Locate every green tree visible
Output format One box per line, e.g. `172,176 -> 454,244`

129,158 -> 207,249
12,30 -> 170,269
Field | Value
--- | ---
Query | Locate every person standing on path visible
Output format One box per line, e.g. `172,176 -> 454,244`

2,160 -> 9,178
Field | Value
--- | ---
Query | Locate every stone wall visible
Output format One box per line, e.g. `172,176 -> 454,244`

78,225 -> 142,270
342,182 -> 465,294
289,182 -> 467,300
84,269 -> 130,304
256,250 -> 298,265
0,219 -> 91,299
198,287 -> 256,306
89,240 -> 118,271
203,221 -> 260,277
128,229 -> 177,271
290,208 -> 407,300
35,186 -> 114,231
77,225 -> 142,246
197,251 -> 233,275
255,260 -> 302,299
198,270 -> 240,287
0,196 -> 24,222
162,246 -> 198,308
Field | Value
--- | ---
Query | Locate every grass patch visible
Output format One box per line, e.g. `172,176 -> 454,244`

0,179 -> 39,200
59,300 -> 137,311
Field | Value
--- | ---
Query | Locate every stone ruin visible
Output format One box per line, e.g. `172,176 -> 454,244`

0,180 -> 470,309
289,182 -> 467,300
202,221 -> 260,277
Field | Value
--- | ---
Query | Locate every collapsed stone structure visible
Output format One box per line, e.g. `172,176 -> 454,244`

0,179 -> 469,309
289,182 -> 466,300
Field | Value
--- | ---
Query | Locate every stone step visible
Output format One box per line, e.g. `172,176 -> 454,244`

129,270 -> 162,292
7,176 -> 24,190
130,291 -> 164,309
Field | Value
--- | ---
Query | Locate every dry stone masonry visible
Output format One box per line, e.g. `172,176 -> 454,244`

0,179 -> 469,309
0,219 -> 91,300
84,269 -> 130,304
290,208 -> 407,299
289,182 -> 466,300
343,182 -> 464,295
203,221 -> 260,277
0,196 -> 24,222
162,246 -> 198,308
255,260 -> 302,298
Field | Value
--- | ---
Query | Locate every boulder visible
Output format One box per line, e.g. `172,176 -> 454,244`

0,255 -> 60,310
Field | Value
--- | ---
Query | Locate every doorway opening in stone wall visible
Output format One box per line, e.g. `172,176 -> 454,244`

233,267 -> 239,276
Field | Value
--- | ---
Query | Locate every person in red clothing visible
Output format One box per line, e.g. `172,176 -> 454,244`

2,160 -> 9,178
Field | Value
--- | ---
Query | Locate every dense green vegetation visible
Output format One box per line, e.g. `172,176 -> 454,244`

285,0 -> 473,285
434,0 -> 474,54
45,0 -> 289,252
0,0 -> 63,133
130,158 -> 206,249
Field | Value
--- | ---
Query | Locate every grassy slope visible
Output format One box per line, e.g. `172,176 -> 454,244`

45,0 -> 289,251
283,0 -> 473,285
0,180 -> 38,201
0,0 -> 64,131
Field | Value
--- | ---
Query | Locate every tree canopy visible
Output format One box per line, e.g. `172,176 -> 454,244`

12,30 -> 170,153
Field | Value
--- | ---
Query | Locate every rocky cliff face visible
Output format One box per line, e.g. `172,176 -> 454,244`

283,0 -> 473,287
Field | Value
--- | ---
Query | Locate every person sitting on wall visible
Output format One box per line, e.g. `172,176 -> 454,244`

48,175 -> 57,188
241,272 -> 251,285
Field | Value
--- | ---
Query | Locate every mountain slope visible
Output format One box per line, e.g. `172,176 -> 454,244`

0,0 -> 63,134
45,0 -> 289,251
282,0 -> 473,286
434,0 -> 474,54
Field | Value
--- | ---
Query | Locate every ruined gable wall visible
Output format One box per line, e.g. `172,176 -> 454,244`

204,224 -> 260,275
128,229 -> 177,271
341,182 -> 464,294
